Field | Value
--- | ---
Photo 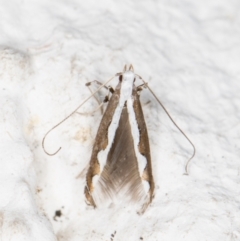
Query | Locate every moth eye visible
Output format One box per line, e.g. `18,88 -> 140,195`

119,75 -> 123,82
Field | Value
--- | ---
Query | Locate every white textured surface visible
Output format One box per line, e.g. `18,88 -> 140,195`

0,0 -> 240,240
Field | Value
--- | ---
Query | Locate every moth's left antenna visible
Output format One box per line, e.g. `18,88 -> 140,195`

42,75 -> 116,156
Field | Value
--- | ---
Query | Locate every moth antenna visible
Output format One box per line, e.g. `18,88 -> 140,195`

77,91 -> 111,116
42,75 -> 116,156
76,102 -> 104,116
129,64 -> 134,71
123,64 -> 127,72
136,74 -> 196,175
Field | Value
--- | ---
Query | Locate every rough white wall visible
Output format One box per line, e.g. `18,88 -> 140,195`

0,0 -> 240,240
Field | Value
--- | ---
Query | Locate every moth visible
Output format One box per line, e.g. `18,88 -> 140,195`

85,65 -> 154,210
42,64 -> 195,212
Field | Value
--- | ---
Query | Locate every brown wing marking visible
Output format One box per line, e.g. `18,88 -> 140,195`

85,83 -> 122,206
132,88 -> 155,205
85,84 -> 154,210
95,106 -> 146,204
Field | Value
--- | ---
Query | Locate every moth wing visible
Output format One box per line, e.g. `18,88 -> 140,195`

85,83 -> 122,206
85,86 -> 154,210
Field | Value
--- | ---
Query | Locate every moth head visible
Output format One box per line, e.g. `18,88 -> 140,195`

122,64 -> 134,72
116,64 -> 135,82
128,64 -> 134,72
118,74 -> 136,83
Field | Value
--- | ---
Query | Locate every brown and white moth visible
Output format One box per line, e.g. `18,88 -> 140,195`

85,65 -> 154,210
42,64 -> 195,212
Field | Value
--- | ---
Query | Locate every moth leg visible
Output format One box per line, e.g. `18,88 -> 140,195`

136,83 -> 151,106
86,80 -> 105,112
86,80 -> 105,88
136,83 -> 148,93
76,101 -> 105,115
86,80 -> 114,93
77,80 -> 114,115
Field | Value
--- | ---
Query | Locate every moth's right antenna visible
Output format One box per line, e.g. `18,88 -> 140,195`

136,74 -> 196,175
